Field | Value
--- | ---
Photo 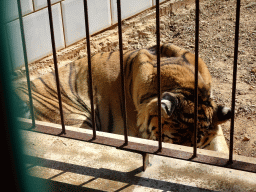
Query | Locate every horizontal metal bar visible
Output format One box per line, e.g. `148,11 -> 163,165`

20,121 -> 256,173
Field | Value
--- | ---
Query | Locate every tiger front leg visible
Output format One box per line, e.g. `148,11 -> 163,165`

136,92 -> 178,142
137,97 -> 159,139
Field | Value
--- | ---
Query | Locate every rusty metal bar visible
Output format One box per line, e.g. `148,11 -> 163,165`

229,0 -> 241,164
193,0 -> 200,157
17,0 -> 35,128
83,0 -> 96,139
156,0 -> 162,152
142,153 -> 150,171
21,120 -> 256,173
117,0 -> 128,145
46,0 -> 65,134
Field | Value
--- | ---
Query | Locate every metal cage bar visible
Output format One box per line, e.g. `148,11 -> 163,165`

17,0 -> 256,173
193,0 -> 200,157
83,0 -> 96,140
229,0 -> 241,164
21,120 -> 256,173
117,0 -> 128,145
17,0 -> 35,128
156,0 -> 162,152
46,0 -> 65,134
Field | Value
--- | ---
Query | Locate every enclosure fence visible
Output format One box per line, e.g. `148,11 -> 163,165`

17,0 -> 256,173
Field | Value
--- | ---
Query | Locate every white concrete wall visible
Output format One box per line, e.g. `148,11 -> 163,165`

4,0 -> 170,69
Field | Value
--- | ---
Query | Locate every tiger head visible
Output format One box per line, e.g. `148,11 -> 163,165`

137,90 -> 231,148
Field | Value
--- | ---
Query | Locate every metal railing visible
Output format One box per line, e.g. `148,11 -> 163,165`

17,0 -> 256,173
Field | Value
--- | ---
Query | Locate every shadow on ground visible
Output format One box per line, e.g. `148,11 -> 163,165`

25,155 -> 217,192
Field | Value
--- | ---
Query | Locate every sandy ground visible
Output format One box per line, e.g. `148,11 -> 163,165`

14,0 -> 256,157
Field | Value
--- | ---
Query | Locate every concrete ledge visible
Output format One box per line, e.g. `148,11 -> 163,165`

20,119 -> 256,191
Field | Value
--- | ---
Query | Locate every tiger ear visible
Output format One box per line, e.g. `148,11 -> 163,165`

216,105 -> 232,124
161,92 -> 178,117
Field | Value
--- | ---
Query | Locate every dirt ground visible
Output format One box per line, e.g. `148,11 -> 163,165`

14,0 -> 256,157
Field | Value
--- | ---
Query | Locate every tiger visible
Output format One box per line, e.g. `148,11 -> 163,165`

15,43 -> 231,149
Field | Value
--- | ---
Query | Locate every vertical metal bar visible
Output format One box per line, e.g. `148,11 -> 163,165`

156,0 -> 162,152
47,0 -> 65,134
142,153 -> 150,172
83,0 -> 96,139
193,0 -> 200,157
117,0 -> 128,145
17,0 -> 35,128
229,0 -> 241,164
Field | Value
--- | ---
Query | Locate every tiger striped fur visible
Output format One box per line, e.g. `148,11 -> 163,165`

15,43 -> 231,148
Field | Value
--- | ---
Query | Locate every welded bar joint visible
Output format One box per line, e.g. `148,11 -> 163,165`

229,0 -> 241,164
83,0 -> 96,140
46,0 -> 65,134
117,0 -> 128,145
